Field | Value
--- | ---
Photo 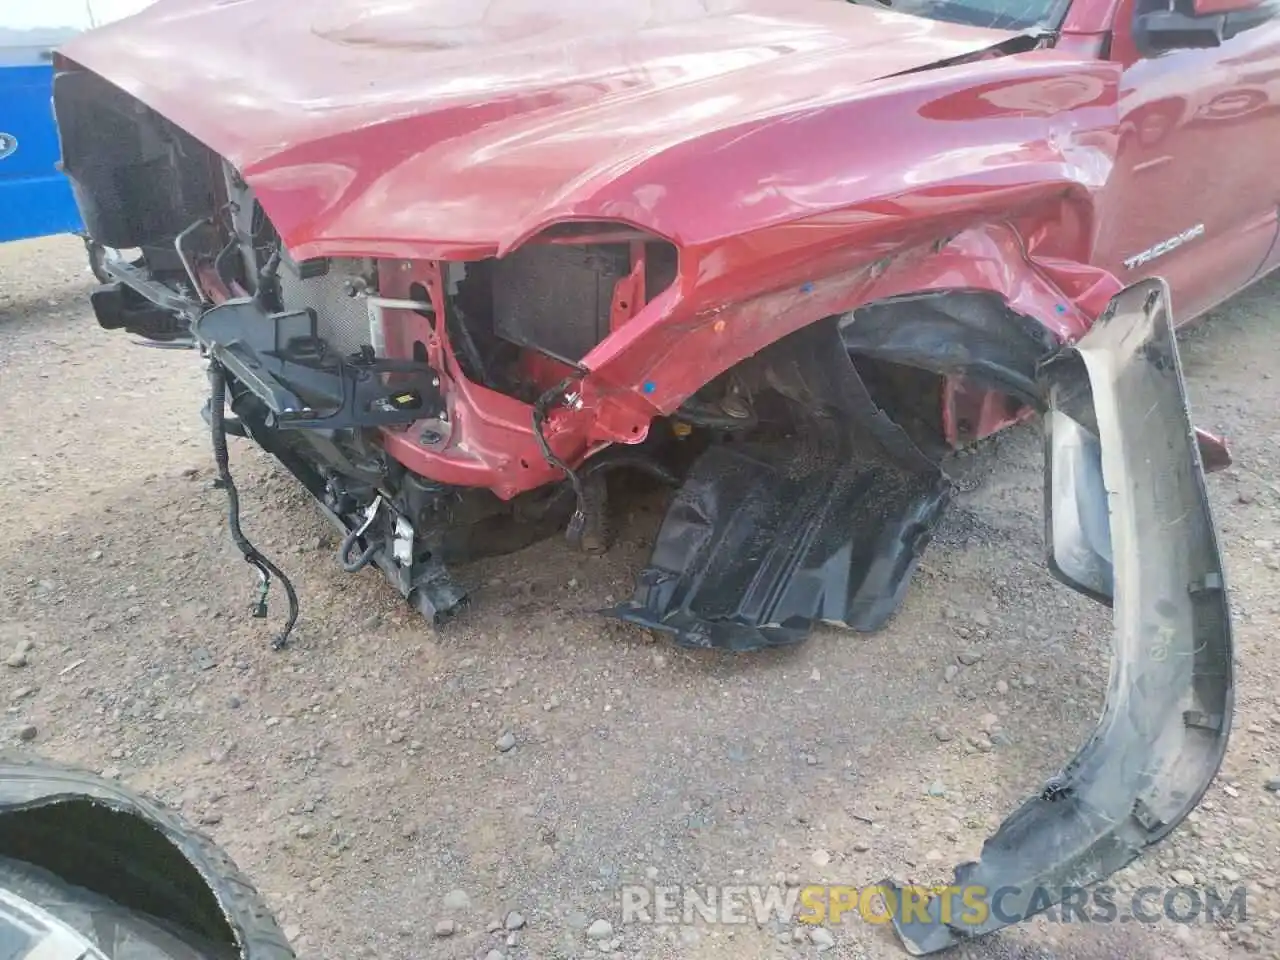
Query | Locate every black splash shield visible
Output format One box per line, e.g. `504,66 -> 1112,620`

607,317 -> 952,652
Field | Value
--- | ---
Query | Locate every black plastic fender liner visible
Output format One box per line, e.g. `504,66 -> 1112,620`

0,754 -> 294,959
607,316 -> 952,652
840,292 -> 1057,410
886,278 -> 1233,954
609,444 -> 951,650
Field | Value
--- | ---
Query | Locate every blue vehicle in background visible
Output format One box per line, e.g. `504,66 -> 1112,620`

0,45 -> 85,244
1,2 -> 155,276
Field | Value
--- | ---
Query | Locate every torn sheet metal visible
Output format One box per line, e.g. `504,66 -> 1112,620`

0,754 -> 294,959
608,318 -> 952,651
887,278 -> 1233,954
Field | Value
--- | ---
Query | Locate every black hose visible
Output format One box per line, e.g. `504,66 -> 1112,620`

531,378 -> 588,542
579,452 -> 680,487
213,237 -> 239,289
673,403 -> 758,431
208,362 -> 299,649
338,525 -> 379,573
253,249 -> 283,309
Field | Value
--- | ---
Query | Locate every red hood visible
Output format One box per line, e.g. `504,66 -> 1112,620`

60,0 -> 1018,258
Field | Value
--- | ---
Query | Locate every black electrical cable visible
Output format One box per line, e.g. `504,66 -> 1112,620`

253,248 -> 282,309
531,378 -> 588,541
208,361 -> 299,649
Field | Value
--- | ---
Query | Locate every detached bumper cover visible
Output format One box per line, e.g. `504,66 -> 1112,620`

888,279 -> 1233,952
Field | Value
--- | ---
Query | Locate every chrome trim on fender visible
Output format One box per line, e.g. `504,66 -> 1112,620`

1123,224 -> 1205,270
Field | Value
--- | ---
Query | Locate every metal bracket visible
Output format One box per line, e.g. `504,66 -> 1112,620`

193,298 -> 446,431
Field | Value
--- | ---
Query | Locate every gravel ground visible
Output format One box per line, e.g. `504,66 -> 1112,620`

2,234 -> 1279,960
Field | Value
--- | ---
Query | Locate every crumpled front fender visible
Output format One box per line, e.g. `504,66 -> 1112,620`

0,753 -> 294,959
889,278 -> 1234,952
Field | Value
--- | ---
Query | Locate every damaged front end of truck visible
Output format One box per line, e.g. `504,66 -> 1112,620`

51,19 -> 1232,954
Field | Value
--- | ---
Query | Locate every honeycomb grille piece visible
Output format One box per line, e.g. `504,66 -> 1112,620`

276,259 -> 371,357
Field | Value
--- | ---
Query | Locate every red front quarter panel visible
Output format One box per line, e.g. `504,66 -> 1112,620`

579,54 -> 1120,415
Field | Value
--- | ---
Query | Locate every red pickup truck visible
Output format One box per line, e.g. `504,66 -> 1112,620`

52,0 -> 1252,950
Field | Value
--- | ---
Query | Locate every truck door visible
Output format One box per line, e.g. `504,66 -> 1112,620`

1094,0 -> 1280,322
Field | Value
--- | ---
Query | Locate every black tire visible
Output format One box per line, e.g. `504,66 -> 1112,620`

0,753 -> 294,960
